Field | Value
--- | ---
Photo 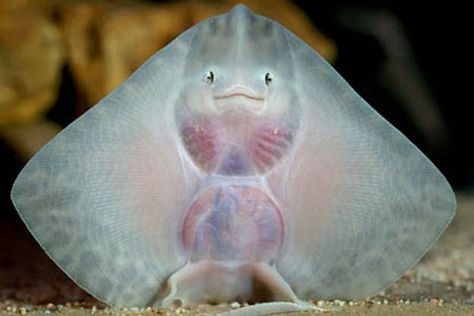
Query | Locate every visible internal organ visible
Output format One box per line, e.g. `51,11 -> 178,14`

180,116 -> 294,175
218,149 -> 251,175
182,185 -> 284,263
249,124 -> 293,172
180,118 -> 219,172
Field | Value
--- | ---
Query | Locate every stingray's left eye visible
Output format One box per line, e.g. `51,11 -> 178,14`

205,71 -> 215,85
265,72 -> 273,85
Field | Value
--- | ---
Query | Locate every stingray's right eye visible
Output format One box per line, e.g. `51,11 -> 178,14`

205,71 -> 215,85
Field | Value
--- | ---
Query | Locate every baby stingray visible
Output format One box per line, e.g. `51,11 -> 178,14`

11,4 -> 455,314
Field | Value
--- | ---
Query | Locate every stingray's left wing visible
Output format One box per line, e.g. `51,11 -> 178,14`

11,26 -> 199,307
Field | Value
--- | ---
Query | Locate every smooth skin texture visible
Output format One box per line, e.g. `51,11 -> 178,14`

11,4 -> 455,313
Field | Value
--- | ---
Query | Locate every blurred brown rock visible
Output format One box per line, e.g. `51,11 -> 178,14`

0,1 -> 64,125
60,2 -> 191,107
0,120 -> 60,161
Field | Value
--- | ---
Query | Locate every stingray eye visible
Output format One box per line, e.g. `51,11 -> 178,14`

205,71 -> 215,85
265,72 -> 273,85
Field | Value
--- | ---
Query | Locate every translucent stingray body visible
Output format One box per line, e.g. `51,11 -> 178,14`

11,4 -> 456,311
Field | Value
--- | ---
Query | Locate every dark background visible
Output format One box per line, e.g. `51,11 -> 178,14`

296,0 -> 471,189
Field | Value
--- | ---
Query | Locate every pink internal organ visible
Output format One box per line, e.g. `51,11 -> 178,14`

183,186 -> 283,263
251,126 -> 293,172
181,118 -> 294,174
181,119 -> 218,171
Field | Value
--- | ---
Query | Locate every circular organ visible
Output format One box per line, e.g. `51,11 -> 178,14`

182,185 -> 284,263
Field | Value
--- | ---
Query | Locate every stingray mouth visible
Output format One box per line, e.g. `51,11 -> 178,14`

213,87 -> 264,101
